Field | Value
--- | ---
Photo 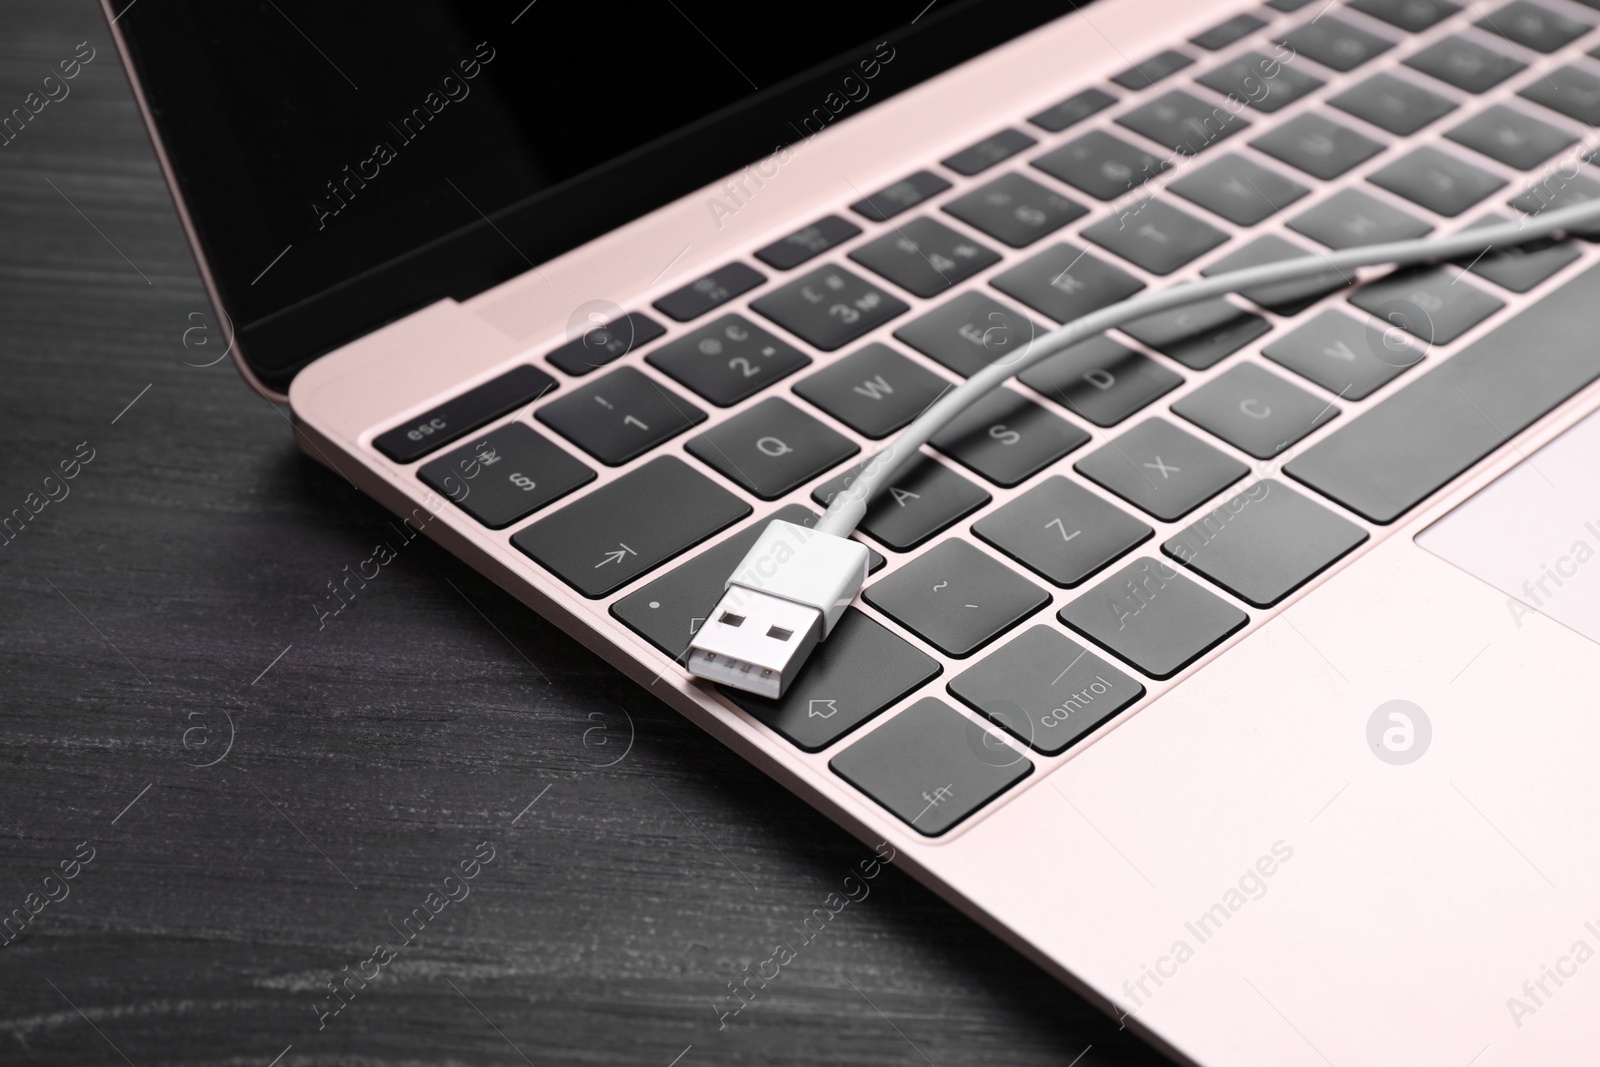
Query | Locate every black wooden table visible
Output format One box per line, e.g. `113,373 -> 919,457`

0,3 -> 1163,1063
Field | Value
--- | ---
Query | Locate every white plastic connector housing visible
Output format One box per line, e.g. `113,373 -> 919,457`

685,520 -> 870,699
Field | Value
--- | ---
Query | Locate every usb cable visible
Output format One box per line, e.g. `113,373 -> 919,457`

689,200 -> 1600,698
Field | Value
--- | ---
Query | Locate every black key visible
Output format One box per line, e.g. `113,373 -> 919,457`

1329,73 -> 1456,136
1112,49 -> 1195,89
418,422 -> 594,529
864,539 -> 1049,657
1476,1 -> 1591,52
1117,90 -> 1250,155
1166,154 -> 1309,226
1366,147 -> 1506,217
1192,13 -> 1267,50
1075,417 -> 1249,521
1520,66 -> 1600,126
942,129 -> 1038,176
512,455 -> 749,597
1404,35 -> 1526,93
792,343 -> 952,439
1287,262 -> 1600,523
1029,87 -> 1117,133
1082,199 -> 1229,275
812,457 -> 990,551
1120,299 -> 1270,370
1289,188 -> 1433,249
1456,213 -> 1581,292
850,171 -> 953,222
1018,335 -> 1183,426
1262,309 -> 1421,400
1201,235 -> 1351,315
1198,52 -> 1325,113
1278,16 -> 1393,72
750,264 -> 910,351
720,608 -> 939,752
685,397 -> 858,500
546,312 -> 666,377
1059,556 -> 1248,678
972,476 -> 1152,587
754,216 -> 863,271
1349,0 -> 1460,32
1267,0 -> 1317,10
1032,131 -> 1170,201
535,366 -> 705,465
1163,480 -> 1368,607
654,262 -> 765,322
894,291 -> 1043,377
373,365 -> 557,463
612,503 -> 884,661
1508,172 -> 1600,238
1251,113 -> 1385,180
949,627 -> 1144,755
1171,361 -> 1340,458
943,172 -> 1088,248
1445,105 -> 1576,170
929,387 -> 1091,487
830,697 -> 1032,836
849,217 -> 1001,298
646,314 -> 810,406
1348,267 -> 1505,345
990,243 -> 1146,324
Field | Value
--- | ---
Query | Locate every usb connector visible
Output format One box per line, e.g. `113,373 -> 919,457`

687,520 -> 869,699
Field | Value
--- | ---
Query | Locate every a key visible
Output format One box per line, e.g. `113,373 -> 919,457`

1268,0 -> 1318,11
720,608 -> 940,752
418,422 -> 594,529
864,538 -> 1049,657
1278,16 -> 1393,72
1348,267 -> 1505,346
893,290 -> 1045,377
1251,113 -> 1385,180
1404,35 -> 1525,93
849,217 -> 1001,299
1081,199 -> 1229,275
1329,73 -> 1456,136
545,312 -> 666,377
942,129 -> 1038,176
1289,188 -> 1433,249
972,475 -> 1152,587
1171,361 -> 1340,459
1520,66 -> 1600,127
1197,52 -> 1325,113
1166,154 -> 1309,227
646,314 -> 810,406
535,366 -> 706,465
511,455 -> 750,597
1366,147 -> 1506,217
928,387 -> 1091,487
1349,0 -> 1460,32
750,264 -> 910,351
1028,87 -> 1117,133
1163,479 -> 1369,607
1058,556 -> 1248,678
792,343 -> 952,439
948,626 -> 1145,755
1476,1 -> 1591,52
373,364 -> 557,463
1017,335 -> 1183,426
1117,91 -> 1250,156
1032,131 -> 1170,201
1445,105 -> 1576,169
1112,49 -> 1195,89
829,697 -> 1033,836
1120,298 -> 1270,370
1075,417 -> 1249,521
1508,174 -> 1600,239
754,216 -> 863,271
989,243 -> 1145,324
1262,309 -> 1421,400
850,171 -> 953,222
1455,213 -> 1581,292
654,262 -> 765,322
1201,235 -> 1351,315
943,172 -> 1088,248
684,397 -> 859,500
812,456 -> 990,551
1192,13 -> 1267,50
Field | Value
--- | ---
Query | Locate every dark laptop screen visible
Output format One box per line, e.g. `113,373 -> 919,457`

112,1 -> 1077,389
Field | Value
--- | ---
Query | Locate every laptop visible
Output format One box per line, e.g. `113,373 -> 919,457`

107,0 -> 1600,1061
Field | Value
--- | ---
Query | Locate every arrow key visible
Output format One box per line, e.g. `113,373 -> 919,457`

1263,309 -> 1422,400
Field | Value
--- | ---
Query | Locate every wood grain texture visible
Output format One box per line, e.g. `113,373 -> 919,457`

0,3 -> 1166,1064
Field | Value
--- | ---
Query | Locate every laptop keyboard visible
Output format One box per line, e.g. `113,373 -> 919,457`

370,0 -> 1600,837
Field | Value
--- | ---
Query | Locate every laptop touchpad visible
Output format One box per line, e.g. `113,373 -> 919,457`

1418,407 -> 1600,642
